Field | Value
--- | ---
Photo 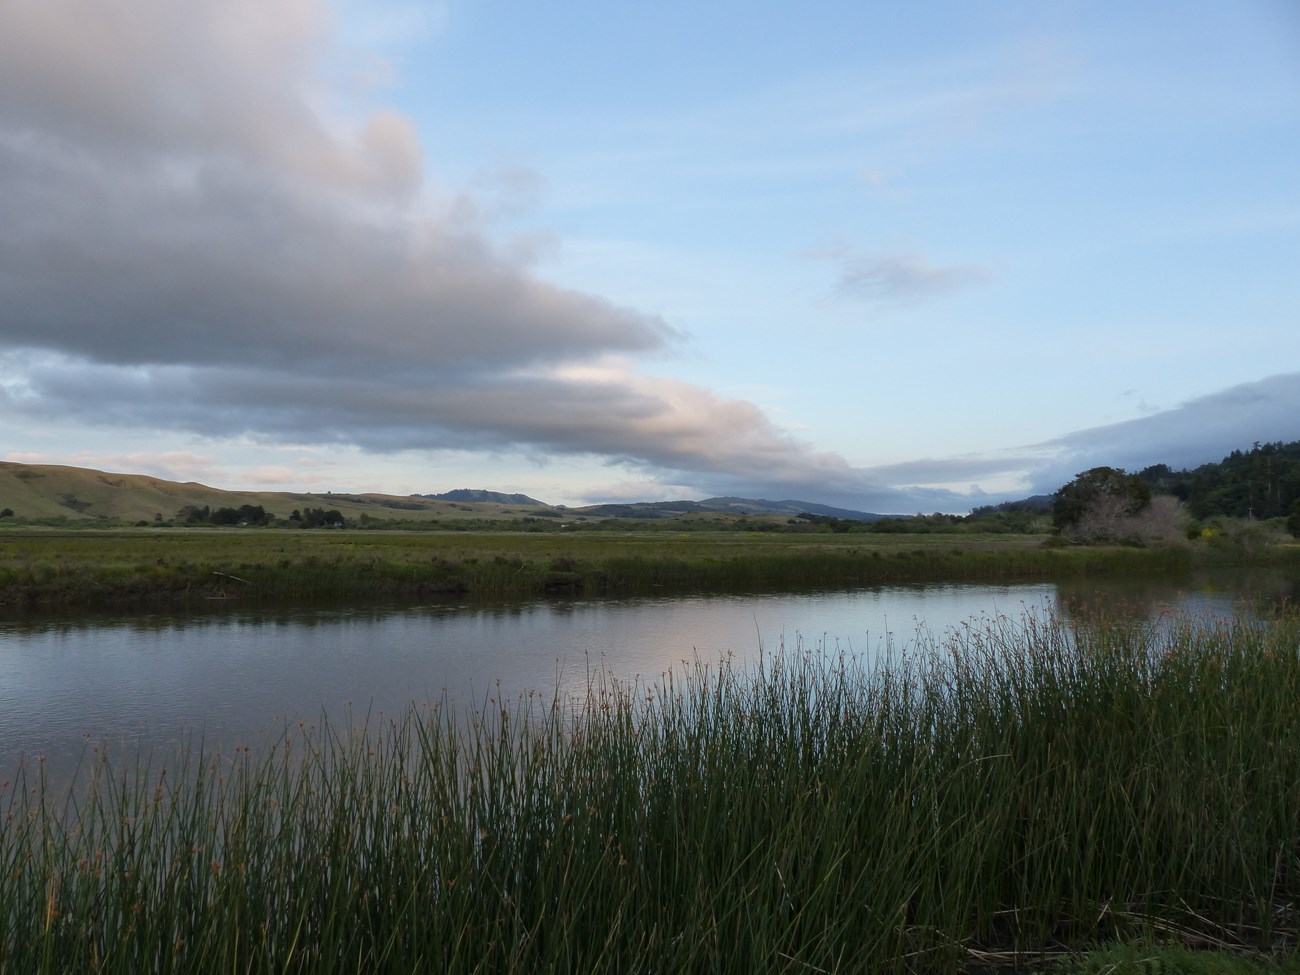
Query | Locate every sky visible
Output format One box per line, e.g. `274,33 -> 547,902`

1,1 -> 1297,513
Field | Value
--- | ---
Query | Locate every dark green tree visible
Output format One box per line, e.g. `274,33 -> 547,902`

1052,467 -> 1152,533
236,504 -> 269,525
1141,441 -> 1300,520
296,507 -> 345,528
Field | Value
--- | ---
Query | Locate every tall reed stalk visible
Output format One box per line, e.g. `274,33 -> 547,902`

3,610 -> 1298,973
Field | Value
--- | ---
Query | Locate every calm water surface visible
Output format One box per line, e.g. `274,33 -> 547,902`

2,569 -> 1295,779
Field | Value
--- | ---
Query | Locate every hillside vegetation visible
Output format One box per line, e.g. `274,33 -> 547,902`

0,462 -> 555,526
1139,440 -> 1300,521
0,461 -> 895,529
4,438 -> 1300,535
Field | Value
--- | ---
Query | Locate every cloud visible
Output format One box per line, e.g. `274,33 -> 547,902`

337,0 -> 449,53
579,480 -> 705,504
3,450 -> 225,485
0,351 -> 861,489
865,373 -> 1300,508
803,245 -> 995,305
859,452 -> 1046,490
246,466 -> 321,487
7,2 -> 1283,518
835,253 -> 994,303
1025,372 -> 1300,493
0,0 -> 882,505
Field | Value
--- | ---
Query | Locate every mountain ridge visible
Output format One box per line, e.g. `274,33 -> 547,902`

416,489 -> 547,506
572,497 -> 888,521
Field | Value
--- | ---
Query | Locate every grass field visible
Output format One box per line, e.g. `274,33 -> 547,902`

3,608 -> 1298,973
0,527 -> 1232,608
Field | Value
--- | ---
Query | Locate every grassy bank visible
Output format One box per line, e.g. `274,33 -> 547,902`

0,527 -> 1269,609
4,610 -> 1299,973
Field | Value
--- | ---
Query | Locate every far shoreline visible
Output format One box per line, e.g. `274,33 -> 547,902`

2,526 -> 1296,612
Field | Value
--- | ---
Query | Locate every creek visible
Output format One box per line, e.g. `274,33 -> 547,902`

2,567 -> 1296,781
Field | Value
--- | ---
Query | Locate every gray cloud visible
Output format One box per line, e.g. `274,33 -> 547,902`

0,0 -> 889,506
839,254 -> 992,302
859,453 -> 1044,487
849,374 -> 1300,508
0,352 -> 863,489
714,372 -> 1300,512
1024,372 -> 1300,493
820,251 -> 995,304
0,81 -> 670,375
630,373 -> 1300,511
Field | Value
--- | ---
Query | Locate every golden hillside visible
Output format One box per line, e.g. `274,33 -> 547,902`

0,462 -> 552,525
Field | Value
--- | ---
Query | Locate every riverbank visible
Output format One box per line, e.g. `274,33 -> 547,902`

3,609 -> 1297,973
4,527 -> 1291,609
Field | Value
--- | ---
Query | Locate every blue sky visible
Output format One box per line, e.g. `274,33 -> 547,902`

1,0 -> 1297,512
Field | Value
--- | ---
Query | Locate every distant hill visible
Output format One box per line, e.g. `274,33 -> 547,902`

0,462 -> 546,525
418,489 -> 547,506
571,496 -> 889,521
0,460 -> 891,527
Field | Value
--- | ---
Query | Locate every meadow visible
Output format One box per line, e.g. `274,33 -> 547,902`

0,527 -> 1235,609
3,608 -> 1299,973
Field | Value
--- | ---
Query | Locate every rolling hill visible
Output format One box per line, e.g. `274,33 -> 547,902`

0,461 -> 890,526
0,462 -> 545,525
571,497 -> 887,521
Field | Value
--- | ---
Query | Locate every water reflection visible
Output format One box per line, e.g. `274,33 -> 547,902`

1054,567 -> 1300,625
2,569 -> 1295,784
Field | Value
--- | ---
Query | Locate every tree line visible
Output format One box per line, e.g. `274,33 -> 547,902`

1053,440 -> 1300,544
1137,440 -> 1300,521
174,505 -> 345,528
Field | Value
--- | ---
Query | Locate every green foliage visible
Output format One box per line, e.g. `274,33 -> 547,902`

208,504 -> 270,526
1053,467 -> 1152,532
58,494 -> 93,513
289,507 -> 345,528
795,511 -> 1018,535
176,504 -> 270,526
970,496 -> 1054,519
965,508 -> 1051,533
1140,440 -> 1300,521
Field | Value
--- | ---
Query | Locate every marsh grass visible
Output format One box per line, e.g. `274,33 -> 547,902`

0,528 -> 1230,608
1037,940 -> 1300,974
3,610 -> 1299,973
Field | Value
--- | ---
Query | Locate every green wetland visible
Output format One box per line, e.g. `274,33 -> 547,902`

0,528 -> 1257,609
3,530 -> 1300,972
